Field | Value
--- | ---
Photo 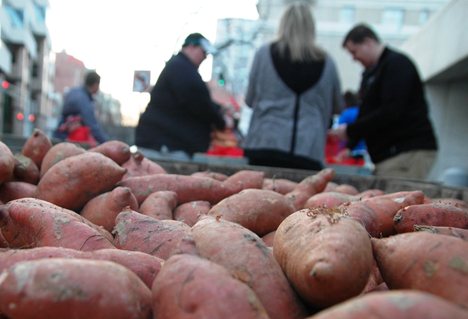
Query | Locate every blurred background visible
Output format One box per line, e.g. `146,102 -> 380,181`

0,0 -> 467,181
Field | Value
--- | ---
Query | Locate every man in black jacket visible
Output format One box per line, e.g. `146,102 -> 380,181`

135,33 -> 226,159
331,23 -> 438,180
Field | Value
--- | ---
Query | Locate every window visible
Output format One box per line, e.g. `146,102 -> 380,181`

419,9 -> 430,25
382,8 -> 404,30
340,6 -> 355,24
5,5 -> 24,28
34,4 -> 46,23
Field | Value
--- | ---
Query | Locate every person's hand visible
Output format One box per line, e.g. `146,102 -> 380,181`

328,124 -> 348,141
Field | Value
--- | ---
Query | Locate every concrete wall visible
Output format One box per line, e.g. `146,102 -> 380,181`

401,0 -> 468,182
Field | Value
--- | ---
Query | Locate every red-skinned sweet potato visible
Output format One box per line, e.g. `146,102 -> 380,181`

414,224 -> 468,240
89,140 -> 131,165
0,246 -> 163,289
0,198 -> 115,251
305,290 -> 468,319
285,168 -> 335,210
273,208 -> 373,309
208,188 -> 296,236
304,191 -> 358,209
35,152 -> 126,210
113,208 -> 197,260
139,190 -> 177,220
393,202 -> 468,233
39,142 -> 86,177
21,128 -> 52,168
121,151 -> 166,179
262,230 -> 276,247
262,177 -> 298,194
372,231 -> 468,308
341,190 -> 425,237
119,171 -> 263,205
0,258 -> 152,319
12,153 -> 40,184
0,181 -> 37,203
80,186 -> 139,232
191,170 -> 228,181
0,141 -> 15,185
192,216 -> 307,319
151,253 -> 270,319
173,200 -> 211,226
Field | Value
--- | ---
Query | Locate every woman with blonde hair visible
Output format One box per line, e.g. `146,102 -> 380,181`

242,1 -> 342,170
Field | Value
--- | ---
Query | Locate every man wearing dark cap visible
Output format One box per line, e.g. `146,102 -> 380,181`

135,33 -> 226,159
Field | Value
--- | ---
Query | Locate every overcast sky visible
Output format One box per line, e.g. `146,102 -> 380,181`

46,0 -> 259,124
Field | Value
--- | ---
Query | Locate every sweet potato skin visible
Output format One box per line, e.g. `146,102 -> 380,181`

80,186 -> 139,231
151,254 -> 270,319
0,181 -> 37,203
372,231 -> 468,308
89,140 -> 131,165
0,258 -> 152,319
173,200 -> 211,226
139,190 -> 177,220
192,216 -> 307,319
121,151 -> 166,179
273,208 -> 373,309
113,209 -> 198,260
306,290 -> 468,319
393,202 -> 468,233
39,142 -> 86,177
0,141 -> 15,185
262,178 -> 298,194
0,246 -> 163,289
13,153 -> 40,184
21,128 -> 52,168
414,224 -> 468,240
35,152 -> 126,210
209,188 -> 296,236
0,198 -> 115,251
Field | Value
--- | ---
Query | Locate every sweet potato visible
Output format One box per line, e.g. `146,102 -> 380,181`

357,188 -> 385,198
273,208 -> 373,309
21,128 -> 52,168
372,231 -> 468,308
0,181 -> 37,203
414,224 -> 468,240
0,141 -> 15,185
341,190 -> 425,237
0,258 -> 152,319
0,231 -> 7,248
285,168 -> 335,210
151,254 -> 270,319
13,153 -> 40,184
89,140 -> 131,165
209,188 -> 296,236
192,216 -> 307,319
306,290 -> 468,319
113,208 -> 197,260
139,190 -> 177,220
393,202 -> 468,233
80,186 -> 139,232
0,198 -> 115,251
173,200 -> 211,226
429,198 -> 468,209
262,177 -> 298,194
121,151 -> 166,179
333,184 -> 359,195
39,142 -> 86,177
191,170 -> 228,181
262,230 -> 276,247
119,171 -> 262,205
304,191 -> 358,209
0,246 -> 163,289
35,151 -> 126,210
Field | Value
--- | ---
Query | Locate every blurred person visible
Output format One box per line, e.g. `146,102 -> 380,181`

331,23 -> 438,180
135,33 -> 226,160
242,1 -> 342,170
54,71 -> 108,145
337,90 -> 367,158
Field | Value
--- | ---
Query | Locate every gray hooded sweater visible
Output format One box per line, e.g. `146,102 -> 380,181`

242,44 -> 342,165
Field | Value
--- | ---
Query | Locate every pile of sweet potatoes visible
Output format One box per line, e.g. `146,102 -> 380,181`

0,129 -> 467,318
